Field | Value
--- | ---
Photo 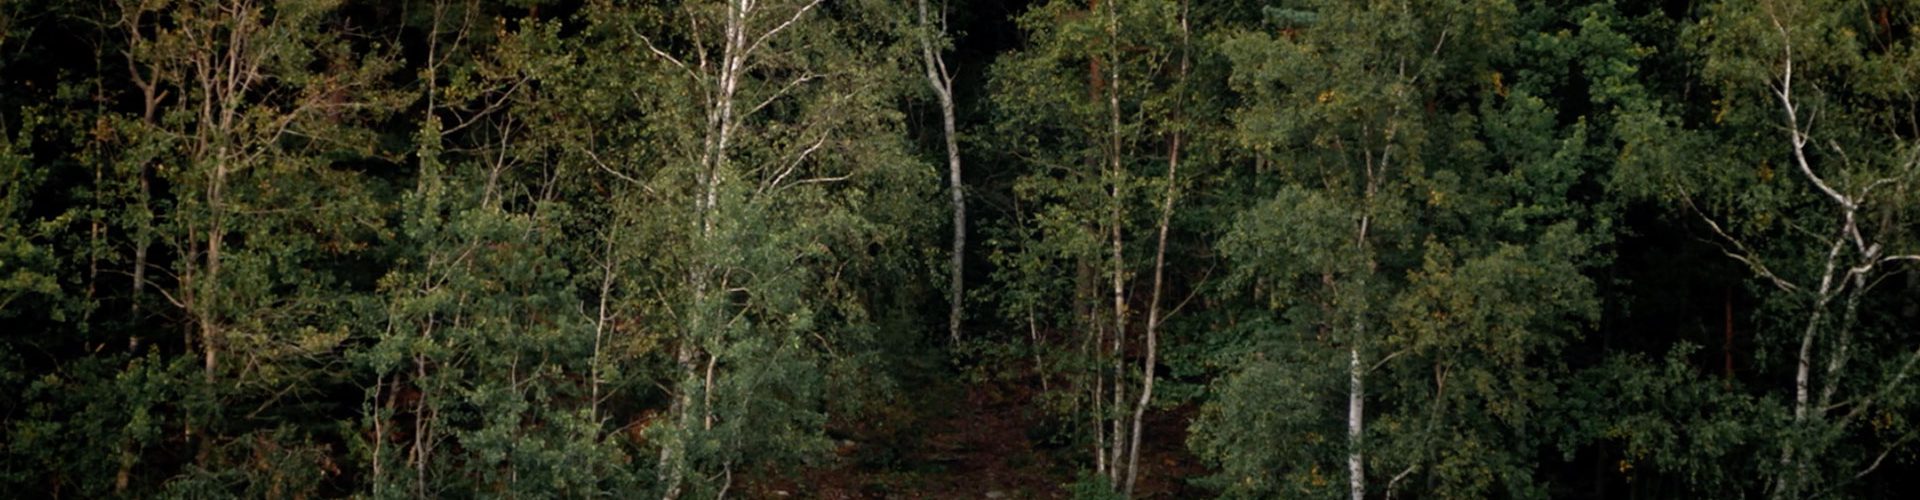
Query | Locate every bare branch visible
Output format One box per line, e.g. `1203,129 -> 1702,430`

744,0 -> 823,59
1681,190 -> 1804,293
782,175 -> 848,188
745,72 -> 819,118
917,0 -> 953,101
1808,425 -> 1920,498
1770,17 -> 1855,213
635,29 -> 695,82
103,269 -> 187,309
1162,261 -> 1217,323
439,77 -> 528,137
1371,348 -> 1409,373
1385,464 -> 1419,500
582,147 -> 655,195
761,133 -> 828,194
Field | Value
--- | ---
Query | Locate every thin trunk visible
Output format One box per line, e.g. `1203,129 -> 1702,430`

918,0 -> 965,345
1346,194 -> 1380,500
1102,0 -> 1129,485
1820,286 -> 1866,411
197,0 -> 259,385
372,374 -> 387,488
1777,236 -> 1842,498
86,149 -> 102,323
664,272 -> 702,496
665,2 -> 753,496
180,227 -> 200,458
943,89 -> 965,345
1029,305 -> 1048,392
1085,260 -> 1107,476
203,155 -> 225,383
1767,37 -> 1821,500
508,356 -> 521,489
1347,211 -> 1375,500
1776,318 -> 1814,499
592,238 -> 616,424
130,169 -> 151,350
1348,343 -> 1365,500
1092,301 -> 1108,476
1125,5 -> 1187,493
1108,324 -> 1124,485
114,438 -> 133,494
1121,133 -> 1172,497
1083,0 -> 1113,481
703,352 -> 720,430
413,354 -> 430,500
407,16 -> 440,496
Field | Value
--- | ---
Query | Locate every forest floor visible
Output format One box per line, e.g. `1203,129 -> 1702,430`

743,360 -> 1206,499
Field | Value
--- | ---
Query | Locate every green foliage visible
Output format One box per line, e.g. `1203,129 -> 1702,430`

983,1 -> 1241,495
1200,0 -> 1619,497
1069,471 -> 1129,500
1562,347 -> 1768,494
0,110 -> 60,319
4,0 -> 1920,497
1189,349 -> 1344,498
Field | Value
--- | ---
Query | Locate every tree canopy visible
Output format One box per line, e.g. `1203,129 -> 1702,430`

3,0 -> 1919,498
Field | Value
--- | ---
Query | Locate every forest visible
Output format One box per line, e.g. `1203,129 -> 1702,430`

2,0 -> 1919,498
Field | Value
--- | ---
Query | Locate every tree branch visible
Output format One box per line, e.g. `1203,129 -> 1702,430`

743,0 -> 822,59
1680,190 -> 1803,293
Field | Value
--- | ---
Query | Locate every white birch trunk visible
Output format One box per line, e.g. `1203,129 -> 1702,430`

1103,0 -> 1130,485
1123,3 -> 1187,495
917,0 -> 966,344
1348,343 -> 1365,500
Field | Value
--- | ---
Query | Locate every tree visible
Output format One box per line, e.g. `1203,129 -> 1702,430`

6,0 -> 1920,496
358,2 -> 628,496
566,0 -> 937,496
988,0 -> 1198,493
99,0 -> 398,494
1612,0 -> 1920,495
1207,1 -> 1461,495
918,0 -> 968,345
1200,1 -> 1611,497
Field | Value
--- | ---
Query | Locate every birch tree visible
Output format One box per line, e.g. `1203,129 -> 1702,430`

1200,1 -> 1606,497
1615,0 -> 1920,495
1209,2 -> 1453,495
104,1 -> 399,493
989,0 -> 1195,493
918,0 -> 968,344
570,0 -> 934,496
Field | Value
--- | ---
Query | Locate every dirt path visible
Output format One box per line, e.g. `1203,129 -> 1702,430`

744,371 -> 1204,499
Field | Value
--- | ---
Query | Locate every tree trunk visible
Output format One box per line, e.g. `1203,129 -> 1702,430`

1124,3 -> 1186,494
130,170 -> 150,350
203,156 -> 224,383
1347,216 -> 1375,500
1102,0 -> 1129,485
413,353 -> 431,500
1348,342 -> 1365,500
918,0 -> 965,344
1086,261 -> 1108,476
592,237 -> 616,425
